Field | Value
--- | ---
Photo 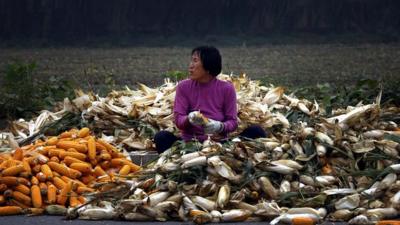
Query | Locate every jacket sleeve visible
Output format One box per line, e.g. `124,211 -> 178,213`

173,82 -> 190,129
221,84 -> 238,133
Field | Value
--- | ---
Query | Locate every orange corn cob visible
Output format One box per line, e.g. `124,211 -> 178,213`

12,191 -> 32,206
87,136 -> 96,161
36,172 -> 47,182
292,217 -> 316,225
22,159 -> 31,175
2,165 -> 25,176
80,175 -> 95,185
49,156 -> 60,163
0,184 -> 7,192
63,156 -> 86,166
31,175 -> 39,185
47,162 -> 81,179
78,127 -> 90,138
119,165 -> 131,175
76,186 -> 95,194
26,207 -> 45,215
41,164 -> 53,179
13,148 -> 23,161
39,182 -> 47,195
57,141 -> 87,153
97,139 -> 118,153
69,192 -> 80,207
59,131 -> 77,139
0,177 -> 29,186
46,137 -> 59,145
8,199 -> 30,209
47,184 -> 57,204
0,195 -> 5,205
0,206 -> 23,216
93,165 -> 107,177
59,151 -> 86,161
48,149 -> 65,158
31,185 -> 42,208
57,181 -> 72,205
69,162 -> 92,174
53,177 -> 66,190
14,184 -> 30,195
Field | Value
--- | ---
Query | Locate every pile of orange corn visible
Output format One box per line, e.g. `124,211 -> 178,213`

0,127 -> 141,216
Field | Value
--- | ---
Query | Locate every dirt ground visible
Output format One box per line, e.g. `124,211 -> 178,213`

0,43 -> 399,90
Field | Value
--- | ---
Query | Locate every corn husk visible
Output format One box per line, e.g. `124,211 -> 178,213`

1,74 -> 400,224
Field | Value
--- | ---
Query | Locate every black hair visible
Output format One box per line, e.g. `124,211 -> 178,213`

191,46 -> 222,76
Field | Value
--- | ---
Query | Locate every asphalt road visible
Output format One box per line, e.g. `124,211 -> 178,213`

0,215 -> 347,225
0,215 -> 265,225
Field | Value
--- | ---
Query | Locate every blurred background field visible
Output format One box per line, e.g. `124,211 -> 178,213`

1,40 -> 399,89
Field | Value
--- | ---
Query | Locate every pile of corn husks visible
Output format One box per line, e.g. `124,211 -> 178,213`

1,74 -> 400,224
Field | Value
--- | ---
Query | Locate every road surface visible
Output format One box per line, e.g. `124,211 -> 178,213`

0,215 -> 347,225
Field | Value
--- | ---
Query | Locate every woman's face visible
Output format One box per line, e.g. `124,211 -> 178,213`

189,52 -> 211,82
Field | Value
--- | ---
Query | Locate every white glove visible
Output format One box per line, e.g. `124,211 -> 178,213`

204,119 -> 224,134
188,111 -> 206,126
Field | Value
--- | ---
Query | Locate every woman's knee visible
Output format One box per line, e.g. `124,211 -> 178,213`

240,125 -> 267,139
154,130 -> 179,153
154,130 -> 175,141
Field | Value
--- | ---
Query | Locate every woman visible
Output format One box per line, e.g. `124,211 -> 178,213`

154,46 -> 266,153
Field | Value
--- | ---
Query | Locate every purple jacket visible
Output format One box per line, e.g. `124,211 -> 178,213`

174,78 -> 238,142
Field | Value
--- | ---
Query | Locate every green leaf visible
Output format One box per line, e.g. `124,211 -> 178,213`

384,134 -> 400,143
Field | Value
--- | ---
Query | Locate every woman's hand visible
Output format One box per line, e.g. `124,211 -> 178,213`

188,111 -> 223,134
204,119 -> 224,134
188,111 -> 208,125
